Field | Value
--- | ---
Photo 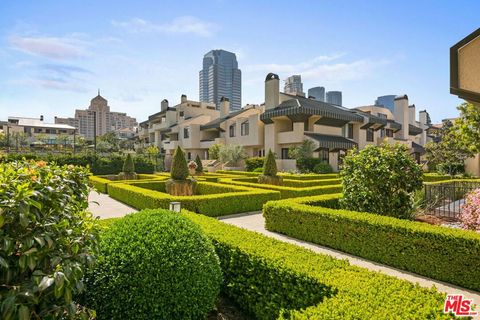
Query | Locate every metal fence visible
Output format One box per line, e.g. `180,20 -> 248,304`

424,181 -> 480,218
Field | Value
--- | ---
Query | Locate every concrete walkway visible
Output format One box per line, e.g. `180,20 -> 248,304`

88,191 -> 137,219
219,212 -> 480,301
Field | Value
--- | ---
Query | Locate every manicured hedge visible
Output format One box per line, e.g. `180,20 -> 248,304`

107,181 -> 280,216
263,193 -> 480,291
89,174 -> 165,193
423,173 -> 454,182
219,178 -> 342,199
182,212 -> 449,319
215,170 -> 260,176
229,176 -> 341,188
279,173 -> 339,180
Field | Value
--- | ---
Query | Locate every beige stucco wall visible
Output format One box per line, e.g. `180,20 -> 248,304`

459,35 -> 480,94
465,154 -> 480,177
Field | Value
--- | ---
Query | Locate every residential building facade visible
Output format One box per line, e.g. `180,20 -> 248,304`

199,49 -> 242,111
139,73 -> 431,172
55,93 -> 137,141
284,75 -> 304,96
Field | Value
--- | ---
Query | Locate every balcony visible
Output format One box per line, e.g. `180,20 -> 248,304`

163,140 -> 178,150
200,139 -> 215,149
278,130 -> 304,144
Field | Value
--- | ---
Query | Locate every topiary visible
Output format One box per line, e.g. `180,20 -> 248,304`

82,209 -> 222,320
119,153 -> 137,180
170,146 -> 189,180
258,150 -> 283,185
340,143 -> 423,219
195,154 -> 204,173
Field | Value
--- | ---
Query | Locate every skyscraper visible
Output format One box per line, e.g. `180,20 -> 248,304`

375,95 -> 396,112
199,49 -> 242,111
284,75 -> 304,95
307,86 -> 325,101
326,91 -> 342,106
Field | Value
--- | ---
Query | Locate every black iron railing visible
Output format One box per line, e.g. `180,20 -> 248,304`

424,181 -> 480,218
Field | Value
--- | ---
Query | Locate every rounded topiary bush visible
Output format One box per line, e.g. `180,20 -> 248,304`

83,209 -> 222,320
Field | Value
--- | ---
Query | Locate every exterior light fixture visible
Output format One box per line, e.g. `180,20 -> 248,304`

169,201 -> 181,213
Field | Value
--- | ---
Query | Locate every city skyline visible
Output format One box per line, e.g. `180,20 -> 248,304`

1,1 -> 479,124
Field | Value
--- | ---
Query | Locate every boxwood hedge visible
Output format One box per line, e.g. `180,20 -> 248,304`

107,181 -> 280,216
89,174 -> 165,193
263,193 -> 480,292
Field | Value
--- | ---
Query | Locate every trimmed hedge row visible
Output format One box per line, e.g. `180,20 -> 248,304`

263,193 -> 480,292
107,181 -> 280,216
219,178 -> 342,199
179,212 -> 449,319
229,176 -> 341,188
89,174 -> 165,193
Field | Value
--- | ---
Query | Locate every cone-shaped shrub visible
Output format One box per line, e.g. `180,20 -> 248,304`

195,154 -> 203,173
122,154 -> 135,173
171,146 -> 189,180
263,149 -> 278,176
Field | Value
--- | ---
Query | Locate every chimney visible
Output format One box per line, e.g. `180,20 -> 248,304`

161,99 -> 169,111
220,96 -> 230,117
394,95 -> 409,140
419,110 -> 429,145
408,104 -> 416,125
265,73 -> 279,110
40,115 -> 44,121
181,94 -> 187,103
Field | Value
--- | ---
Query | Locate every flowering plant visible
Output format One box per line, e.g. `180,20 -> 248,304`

460,188 -> 480,232
188,160 -> 198,170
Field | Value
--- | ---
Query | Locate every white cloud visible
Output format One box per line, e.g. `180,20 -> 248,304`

9,35 -> 87,60
111,16 -> 218,37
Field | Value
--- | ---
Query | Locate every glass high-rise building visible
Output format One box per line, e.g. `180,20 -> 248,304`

308,86 -> 325,101
199,49 -> 242,111
284,75 -> 304,95
326,91 -> 342,106
375,95 -> 396,112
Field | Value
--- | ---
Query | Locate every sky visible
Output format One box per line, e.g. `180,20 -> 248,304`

0,0 -> 479,124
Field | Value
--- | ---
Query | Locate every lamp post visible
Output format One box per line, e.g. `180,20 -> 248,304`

169,201 -> 181,213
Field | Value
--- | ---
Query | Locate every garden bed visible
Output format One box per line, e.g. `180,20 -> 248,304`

263,193 -> 480,291
107,180 -> 280,216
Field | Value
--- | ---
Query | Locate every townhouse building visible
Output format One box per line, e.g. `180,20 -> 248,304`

139,73 -> 431,172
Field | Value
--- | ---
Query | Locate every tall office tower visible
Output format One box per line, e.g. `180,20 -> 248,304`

307,86 -> 325,101
326,91 -> 342,106
199,49 -> 242,111
375,95 -> 396,112
284,75 -> 304,95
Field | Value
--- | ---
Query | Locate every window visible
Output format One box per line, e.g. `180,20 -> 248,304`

366,128 -> 374,142
183,127 -> 189,139
187,152 -> 192,160
319,149 -> 329,163
378,113 -> 387,119
380,128 -> 385,138
386,129 -> 394,137
347,123 -> 354,139
241,121 -> 249,136
179,111 -> 184,117
281,148 -> 290,159
229,124 -> 236,137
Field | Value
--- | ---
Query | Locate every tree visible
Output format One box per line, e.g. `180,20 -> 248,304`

195,154 -> 203,173
340,143 -> 423,219
170,146 -> 189,180
97,132 -> 119,151
263,149 -> 278,176
288,139 -> 315,159
425,120 -> 471,175
455,102 -> 480,154
208,143 -> 222,160
96,140 -> 114,153
218,144 -> 246,167
119,153 -> 137,180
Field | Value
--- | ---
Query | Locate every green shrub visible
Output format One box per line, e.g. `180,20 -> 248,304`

245,157 -> 265,172
264,193 -> 480,291
313,162 -> 333,174
262,150 -> 278,176
83,209 -> 222,319
107,181 -> 281,216
341,144 -> 423,219
0,160 -> 99,319
436,162 -> 465,176
89,174 -> 166,194
296,157 -> 324,173
170,146 -> 189,180
195,154 -> 203,173
253,167 -> 263,173
122,153 -> 135,173
182,212 -> 449,319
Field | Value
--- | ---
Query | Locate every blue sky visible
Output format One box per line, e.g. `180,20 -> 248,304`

0,0 -> 479,124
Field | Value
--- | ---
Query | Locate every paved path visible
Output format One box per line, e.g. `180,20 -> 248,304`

219,212 -> 480,301
88,191 -> 137,219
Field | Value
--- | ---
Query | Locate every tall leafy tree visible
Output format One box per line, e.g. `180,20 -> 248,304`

454,102 -> 480,154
